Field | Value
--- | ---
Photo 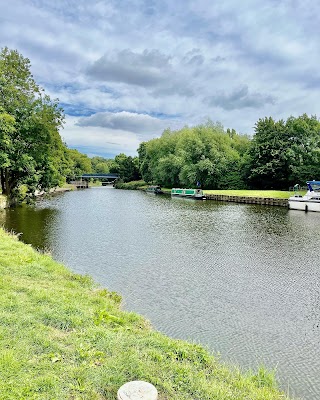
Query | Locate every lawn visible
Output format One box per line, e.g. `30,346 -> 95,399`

203,190 -> 295,199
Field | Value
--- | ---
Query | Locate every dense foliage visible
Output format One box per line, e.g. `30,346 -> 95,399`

110,153 -> 140,183
138,121 -> 250,189
0,47 -> 67,203
138,116 -> 320,190
247,114 -> 320,189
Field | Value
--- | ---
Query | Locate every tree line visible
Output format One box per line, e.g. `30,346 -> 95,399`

137,114 -> 320,190
1,47 -> 320,205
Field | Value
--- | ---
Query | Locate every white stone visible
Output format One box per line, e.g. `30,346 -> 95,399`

117,380 -> 158,400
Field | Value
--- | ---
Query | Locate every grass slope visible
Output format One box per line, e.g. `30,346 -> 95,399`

0,229 -> 289,399
203,190 -> 293,199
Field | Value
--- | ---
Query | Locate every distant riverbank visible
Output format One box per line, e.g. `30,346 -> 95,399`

114,180 -> 294,200
0,228 -> 289,399
0,183 -> 89,209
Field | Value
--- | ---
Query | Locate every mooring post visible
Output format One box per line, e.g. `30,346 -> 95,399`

117,381 -> 158,400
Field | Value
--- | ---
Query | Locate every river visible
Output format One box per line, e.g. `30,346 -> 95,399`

1,186 -> 319,399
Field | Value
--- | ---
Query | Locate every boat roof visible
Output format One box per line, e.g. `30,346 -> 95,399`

307,181 -> 320,192
307,181 -> 320,185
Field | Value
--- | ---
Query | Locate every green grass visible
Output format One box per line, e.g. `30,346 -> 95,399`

203,190 -> 295,199
114,180 -> 147,189
0,228 -> 290,399
114,183 -> 301,199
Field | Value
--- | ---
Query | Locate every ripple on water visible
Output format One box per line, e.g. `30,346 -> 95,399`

2,188 -> 320,400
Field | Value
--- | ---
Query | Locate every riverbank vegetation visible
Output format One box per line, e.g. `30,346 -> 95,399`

113,183 -> 293,199
114,180 -> 147,190
0,48 -> 67,205
0,228 -> 289,399
137,115 -> 320,191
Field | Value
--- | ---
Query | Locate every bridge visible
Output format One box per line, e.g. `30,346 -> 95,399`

71,173 -> 120,188
80,173 -> 120,180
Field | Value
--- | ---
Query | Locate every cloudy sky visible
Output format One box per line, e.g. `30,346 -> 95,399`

1,0 -> 319,158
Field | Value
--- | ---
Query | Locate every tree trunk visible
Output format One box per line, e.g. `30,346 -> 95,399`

0,168 -> 5,194
5,168 -> 10,196
4,168 -> 16,206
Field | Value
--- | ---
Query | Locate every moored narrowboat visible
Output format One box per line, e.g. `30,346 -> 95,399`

146,185 -> 163,194
171,188 -> 206,200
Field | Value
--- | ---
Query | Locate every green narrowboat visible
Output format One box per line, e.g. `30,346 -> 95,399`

171,188 -> 206,200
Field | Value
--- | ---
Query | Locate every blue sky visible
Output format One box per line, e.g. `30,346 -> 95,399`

1,0 -> 320,158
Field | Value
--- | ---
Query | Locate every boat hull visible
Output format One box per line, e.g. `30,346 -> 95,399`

288,198 -> 320,212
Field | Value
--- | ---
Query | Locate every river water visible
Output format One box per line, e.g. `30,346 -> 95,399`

1,186 -> 320,399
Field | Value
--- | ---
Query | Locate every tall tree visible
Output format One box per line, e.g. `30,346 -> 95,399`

137,122 -> 250,189
0,109 -> 15,193
286,114 -> 320,184
247,114 -> 320,189
247,117 -> 287,189
111,153 -> 141,182
0,47 -> 66,204
91,156 -> 114,174
67,149 -> 92,178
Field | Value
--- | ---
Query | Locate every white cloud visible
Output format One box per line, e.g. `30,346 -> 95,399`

87,49 -> 172,87
76,111 -> 174,136
206,85 -> 276,111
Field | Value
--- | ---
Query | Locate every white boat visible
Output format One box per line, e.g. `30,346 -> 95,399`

288,181 -> 320,212
171,188 -> 206,200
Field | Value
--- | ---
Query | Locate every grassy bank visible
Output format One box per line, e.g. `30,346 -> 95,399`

0,229 -> 290,399
203,190 -> 293,199
114,180 -> 147,190
114,184 -> 297,199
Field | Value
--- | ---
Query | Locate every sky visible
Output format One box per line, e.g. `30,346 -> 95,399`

1,0 -> 320,158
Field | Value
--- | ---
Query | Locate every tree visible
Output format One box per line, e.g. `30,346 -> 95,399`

247,117 -> 287,189
137,121 -> 250,189
247,114 -> 320,189
91,156 -> 113,174
0,47 -> 66,204
137,142 -> 153,183
111,153 -> 141,182
0,109 -> 15,193
156,154 -> 183,187
285,114 -> 320,184
67,149 -> 92,178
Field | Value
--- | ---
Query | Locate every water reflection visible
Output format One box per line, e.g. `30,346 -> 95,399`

1,187 -> 320,400
0,203 -> 58,251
